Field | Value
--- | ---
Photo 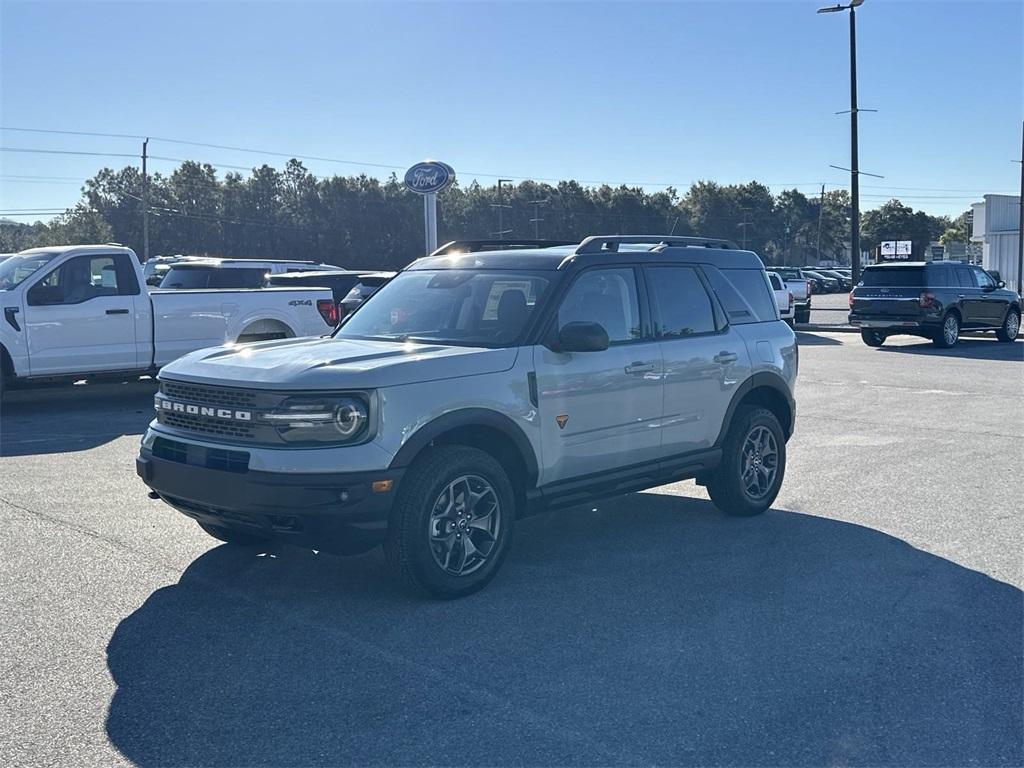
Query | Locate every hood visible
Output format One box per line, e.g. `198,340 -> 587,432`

159,336 -> 519,390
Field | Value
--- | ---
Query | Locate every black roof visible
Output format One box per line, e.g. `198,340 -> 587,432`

408,235 -> 763,272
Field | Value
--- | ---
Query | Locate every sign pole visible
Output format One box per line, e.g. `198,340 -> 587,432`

424,193 -> 438,254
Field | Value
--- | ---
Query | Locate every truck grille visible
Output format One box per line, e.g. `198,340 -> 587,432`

160,410 -> 257,441
160,381 -> 257,409
156,380 -> 283,444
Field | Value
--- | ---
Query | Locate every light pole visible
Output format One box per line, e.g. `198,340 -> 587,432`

492,179 -> 513,239
818,0 -> 865,285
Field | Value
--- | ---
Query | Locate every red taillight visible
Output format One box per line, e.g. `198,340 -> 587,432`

788,291 -> 794,309
919,291 -> 936,309
848,292 -> 854,308
806,280 -> 813,296
317,299 -> 340,327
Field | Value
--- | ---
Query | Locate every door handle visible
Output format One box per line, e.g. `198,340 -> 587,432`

625,361 -> 656,375
714,351 -> 739,364
106,309 -> 130,315
957,294 -> 965,299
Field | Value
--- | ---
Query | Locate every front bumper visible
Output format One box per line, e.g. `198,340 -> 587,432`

137,445 -> 403,554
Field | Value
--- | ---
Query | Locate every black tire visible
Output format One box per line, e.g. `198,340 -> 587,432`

385,445 -> 515,599
860,329 -> 886,347
995,309 -> 1020,343
706,405 -> 786,517
197,521 -> 268,546
933,312 -> 960,348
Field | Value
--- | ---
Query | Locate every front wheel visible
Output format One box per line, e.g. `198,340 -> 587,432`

385,445 -> 515,598
933,312 -> 960,348
861,329 -> 886,347
996,309 -> 1020,342
706,406 -> 786,517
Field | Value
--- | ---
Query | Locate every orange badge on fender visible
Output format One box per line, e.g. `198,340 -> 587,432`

555,415 -> 569,430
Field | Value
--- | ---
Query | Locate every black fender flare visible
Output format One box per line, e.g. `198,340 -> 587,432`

715,372 -> 796,446
388,408 -> 539,485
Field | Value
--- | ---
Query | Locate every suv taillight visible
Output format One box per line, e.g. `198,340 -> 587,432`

806,280 -> 813,296
317,299 -> 340,327
919,291 -> 936,309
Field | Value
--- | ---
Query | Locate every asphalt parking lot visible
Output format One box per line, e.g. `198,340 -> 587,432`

1,332 -> 1021,767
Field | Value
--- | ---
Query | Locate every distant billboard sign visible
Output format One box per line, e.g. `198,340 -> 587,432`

880,240 -> 913,260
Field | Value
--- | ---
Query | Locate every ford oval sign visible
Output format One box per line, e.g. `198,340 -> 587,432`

404,161 -> 455,195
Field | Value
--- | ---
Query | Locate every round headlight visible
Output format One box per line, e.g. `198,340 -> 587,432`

334,399 -> 367,438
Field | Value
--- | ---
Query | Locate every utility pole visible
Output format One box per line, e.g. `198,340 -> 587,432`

849,3 -> 860,284
529,199 -> 548,238
816,183 -> 825,266
492,179 -> 513,239
142,138 -> 150,261
1017,120 -> 1023,295
737,210 -> 752,250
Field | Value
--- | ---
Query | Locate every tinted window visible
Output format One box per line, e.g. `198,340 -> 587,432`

953,267 -> 974,288
647,266 -> 716,337
860,267 -> 924,287
161,266 -> 267,289
774,268 -> 803,281
768,273 -> 783,290
558,268 -> 642,344
704,267 -> 777,324
971,267 -> 994,289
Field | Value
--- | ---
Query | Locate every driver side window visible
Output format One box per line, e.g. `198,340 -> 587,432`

28,255 -> 125,306
557,268 -> 642,344
971,267 -> 994,289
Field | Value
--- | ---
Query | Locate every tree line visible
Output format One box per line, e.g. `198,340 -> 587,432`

0,159 -> 967,270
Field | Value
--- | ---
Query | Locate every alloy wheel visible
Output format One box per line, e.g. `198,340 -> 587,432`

1006,312 -> 1020,339
428,475 -> 501,576
740,426 -> 779,500
943,315 -> 959,346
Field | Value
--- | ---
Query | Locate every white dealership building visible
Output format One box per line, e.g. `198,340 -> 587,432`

971,194 -> 1021,288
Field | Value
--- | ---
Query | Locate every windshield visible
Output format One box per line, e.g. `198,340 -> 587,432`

336,269 -> 552,347
774,268 -> 802,280
0,251 -> 60,291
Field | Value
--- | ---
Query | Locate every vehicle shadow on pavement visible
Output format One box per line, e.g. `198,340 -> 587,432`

794,331 -> 844,346
874,338 -> 1023,360
105,494 -> 1023,768
0,380 -> 157,457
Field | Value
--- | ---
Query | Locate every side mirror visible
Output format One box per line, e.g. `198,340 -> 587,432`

145,275 -> 163,287
554,321 -> 610,353
996,280 -> 1006,289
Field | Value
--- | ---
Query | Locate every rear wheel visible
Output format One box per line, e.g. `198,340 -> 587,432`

860,329 -> 886,347
197,522 -> 268,546
385,445 -> 515,598
706,406 -> 786,517
996,309 -> 1020,342
933,312 -> 960,348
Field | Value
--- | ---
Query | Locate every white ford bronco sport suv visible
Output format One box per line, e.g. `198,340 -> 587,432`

137,235 -> 797,597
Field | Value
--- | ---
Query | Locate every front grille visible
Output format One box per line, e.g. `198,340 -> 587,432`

161,410 -> 257,441
160,381 -> 258,409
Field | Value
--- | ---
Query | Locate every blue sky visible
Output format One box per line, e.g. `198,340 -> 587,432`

1,0 -> 1021,219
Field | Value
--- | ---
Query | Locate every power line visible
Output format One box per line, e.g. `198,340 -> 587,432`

0,147 -> 139,159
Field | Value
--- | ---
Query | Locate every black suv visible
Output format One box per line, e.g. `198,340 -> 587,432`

849,261 -> 1021,347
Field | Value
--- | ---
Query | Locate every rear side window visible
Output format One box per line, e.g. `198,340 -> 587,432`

860,267 -> 923,287
768,273 -> 783,290
645,266 -> 716,337
704,266 -> 778,324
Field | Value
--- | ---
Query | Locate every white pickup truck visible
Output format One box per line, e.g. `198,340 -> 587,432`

0,245 -> 337,395
772,267 -> 813,324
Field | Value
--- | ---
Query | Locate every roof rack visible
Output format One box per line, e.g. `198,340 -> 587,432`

575,235 -> 740,254
430,239 -> 577,256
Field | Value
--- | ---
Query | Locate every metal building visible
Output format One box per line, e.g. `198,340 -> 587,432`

971,194 -> 1021,288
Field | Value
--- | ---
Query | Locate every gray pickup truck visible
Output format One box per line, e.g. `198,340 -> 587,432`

137,235 -> 798,598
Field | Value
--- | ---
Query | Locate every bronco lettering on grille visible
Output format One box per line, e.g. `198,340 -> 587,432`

158,399 -> 252,421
